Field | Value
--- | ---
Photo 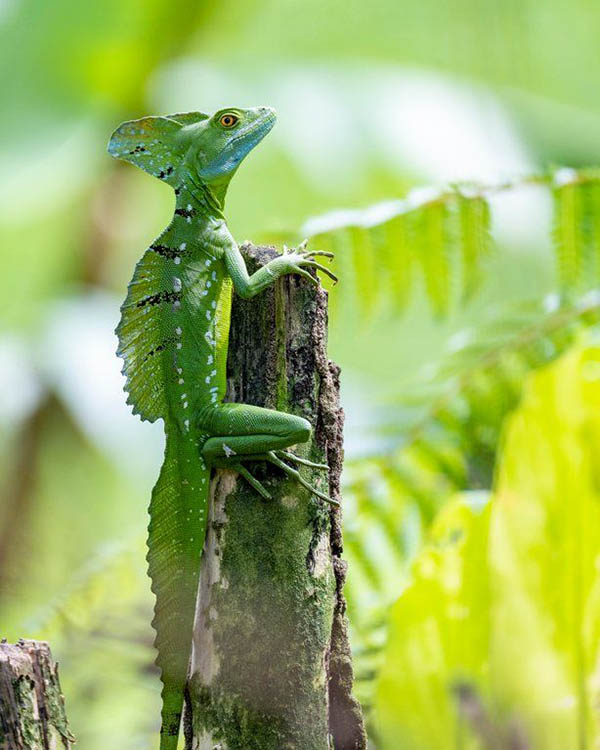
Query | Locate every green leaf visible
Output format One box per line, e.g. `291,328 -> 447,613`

413,200 -> 451,316
380,214 -> 414,311
375,496 -> 492,750
459,195 -> 491,301
374,339 -> 600,749
553,181 -> 582,291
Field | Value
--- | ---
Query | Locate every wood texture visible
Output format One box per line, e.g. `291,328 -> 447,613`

0,639 -> 74,750
184,244 -> 366,750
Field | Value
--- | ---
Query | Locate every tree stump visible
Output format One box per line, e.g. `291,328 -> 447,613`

0,639 -> 74,750
184,245 -> 366,750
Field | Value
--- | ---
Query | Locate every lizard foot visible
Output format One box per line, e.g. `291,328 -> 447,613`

282,241 -> 338,285
266,451 -> 339,507
208,452 -> 337,506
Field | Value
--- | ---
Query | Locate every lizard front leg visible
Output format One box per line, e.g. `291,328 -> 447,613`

224,236 -> 337,299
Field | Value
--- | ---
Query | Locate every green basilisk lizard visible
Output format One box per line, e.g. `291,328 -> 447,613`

108,106 -> 337,750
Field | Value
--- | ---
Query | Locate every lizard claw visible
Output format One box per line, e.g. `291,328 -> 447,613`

283,240 -> 338,286
302,260 -> 338,284
304,250 -> 335,261
266,451 -> 339,507
276,450 -> 329,470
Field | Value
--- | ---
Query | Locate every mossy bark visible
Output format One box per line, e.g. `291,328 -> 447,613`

184,245 -> 366,750
0,639 -> 74,750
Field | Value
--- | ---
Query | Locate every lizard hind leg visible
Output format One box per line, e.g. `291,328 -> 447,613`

200,402 -> 311,464
199,403 -> 336,505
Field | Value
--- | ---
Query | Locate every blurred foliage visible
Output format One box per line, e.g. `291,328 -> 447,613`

344,291 -> 600,711
3,0 -> 600,747
375,340 -> 600,749
309,170 -> 600,318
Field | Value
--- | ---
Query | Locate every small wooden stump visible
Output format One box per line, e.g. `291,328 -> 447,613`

0,639 -> 74,750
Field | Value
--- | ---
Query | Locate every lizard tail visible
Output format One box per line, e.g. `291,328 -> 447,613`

148,428 -> 210,750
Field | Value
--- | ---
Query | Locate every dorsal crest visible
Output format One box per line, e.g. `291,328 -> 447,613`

107,112 -> 208,187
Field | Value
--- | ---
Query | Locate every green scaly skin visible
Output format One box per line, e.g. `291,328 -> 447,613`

107,106 -> 337,750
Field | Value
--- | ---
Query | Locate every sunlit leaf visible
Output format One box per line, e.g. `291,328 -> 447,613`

374,340 -> 600,749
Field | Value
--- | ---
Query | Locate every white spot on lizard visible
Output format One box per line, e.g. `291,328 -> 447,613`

222,443 -> 236,457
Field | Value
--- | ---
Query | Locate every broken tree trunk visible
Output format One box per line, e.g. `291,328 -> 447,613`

0,639 -> 74,750
184,245 -> 366,750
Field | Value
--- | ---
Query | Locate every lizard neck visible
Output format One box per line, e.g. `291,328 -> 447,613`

176,170 -> 231,222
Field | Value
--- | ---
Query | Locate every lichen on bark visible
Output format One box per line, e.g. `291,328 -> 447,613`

0,639 -> 74,750
184,245 -> 366,750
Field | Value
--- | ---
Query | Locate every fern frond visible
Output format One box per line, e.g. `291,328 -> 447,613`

23,535 -> 149,640
415,198 -> 451,316
302,187 -> 493,316
587,181 -> 600,281
459,194 -> 491,301
381,214 -> 414,309
551,169 -> 600,292
303,169 -> 600,316
553,173 -> 582,291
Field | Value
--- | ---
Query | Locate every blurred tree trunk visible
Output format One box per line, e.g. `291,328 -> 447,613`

184,245 -> 366,750
0,639 -> 74,749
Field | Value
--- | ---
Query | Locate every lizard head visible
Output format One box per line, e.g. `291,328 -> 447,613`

184,106 -> 276,182
107,107 -> 276,194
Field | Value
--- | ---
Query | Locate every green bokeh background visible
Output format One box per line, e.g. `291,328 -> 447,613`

1,0 -> 599,747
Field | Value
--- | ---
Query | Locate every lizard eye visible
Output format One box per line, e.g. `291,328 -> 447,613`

219,113 -> 239,128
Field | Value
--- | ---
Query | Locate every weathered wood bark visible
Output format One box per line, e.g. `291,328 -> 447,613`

0,639 -> 74,750
184,245 -> 366,750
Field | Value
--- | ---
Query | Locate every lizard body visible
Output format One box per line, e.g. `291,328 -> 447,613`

108,107 -> 336,749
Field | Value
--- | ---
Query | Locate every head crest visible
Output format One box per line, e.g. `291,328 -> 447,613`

107,112 -> 208,186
